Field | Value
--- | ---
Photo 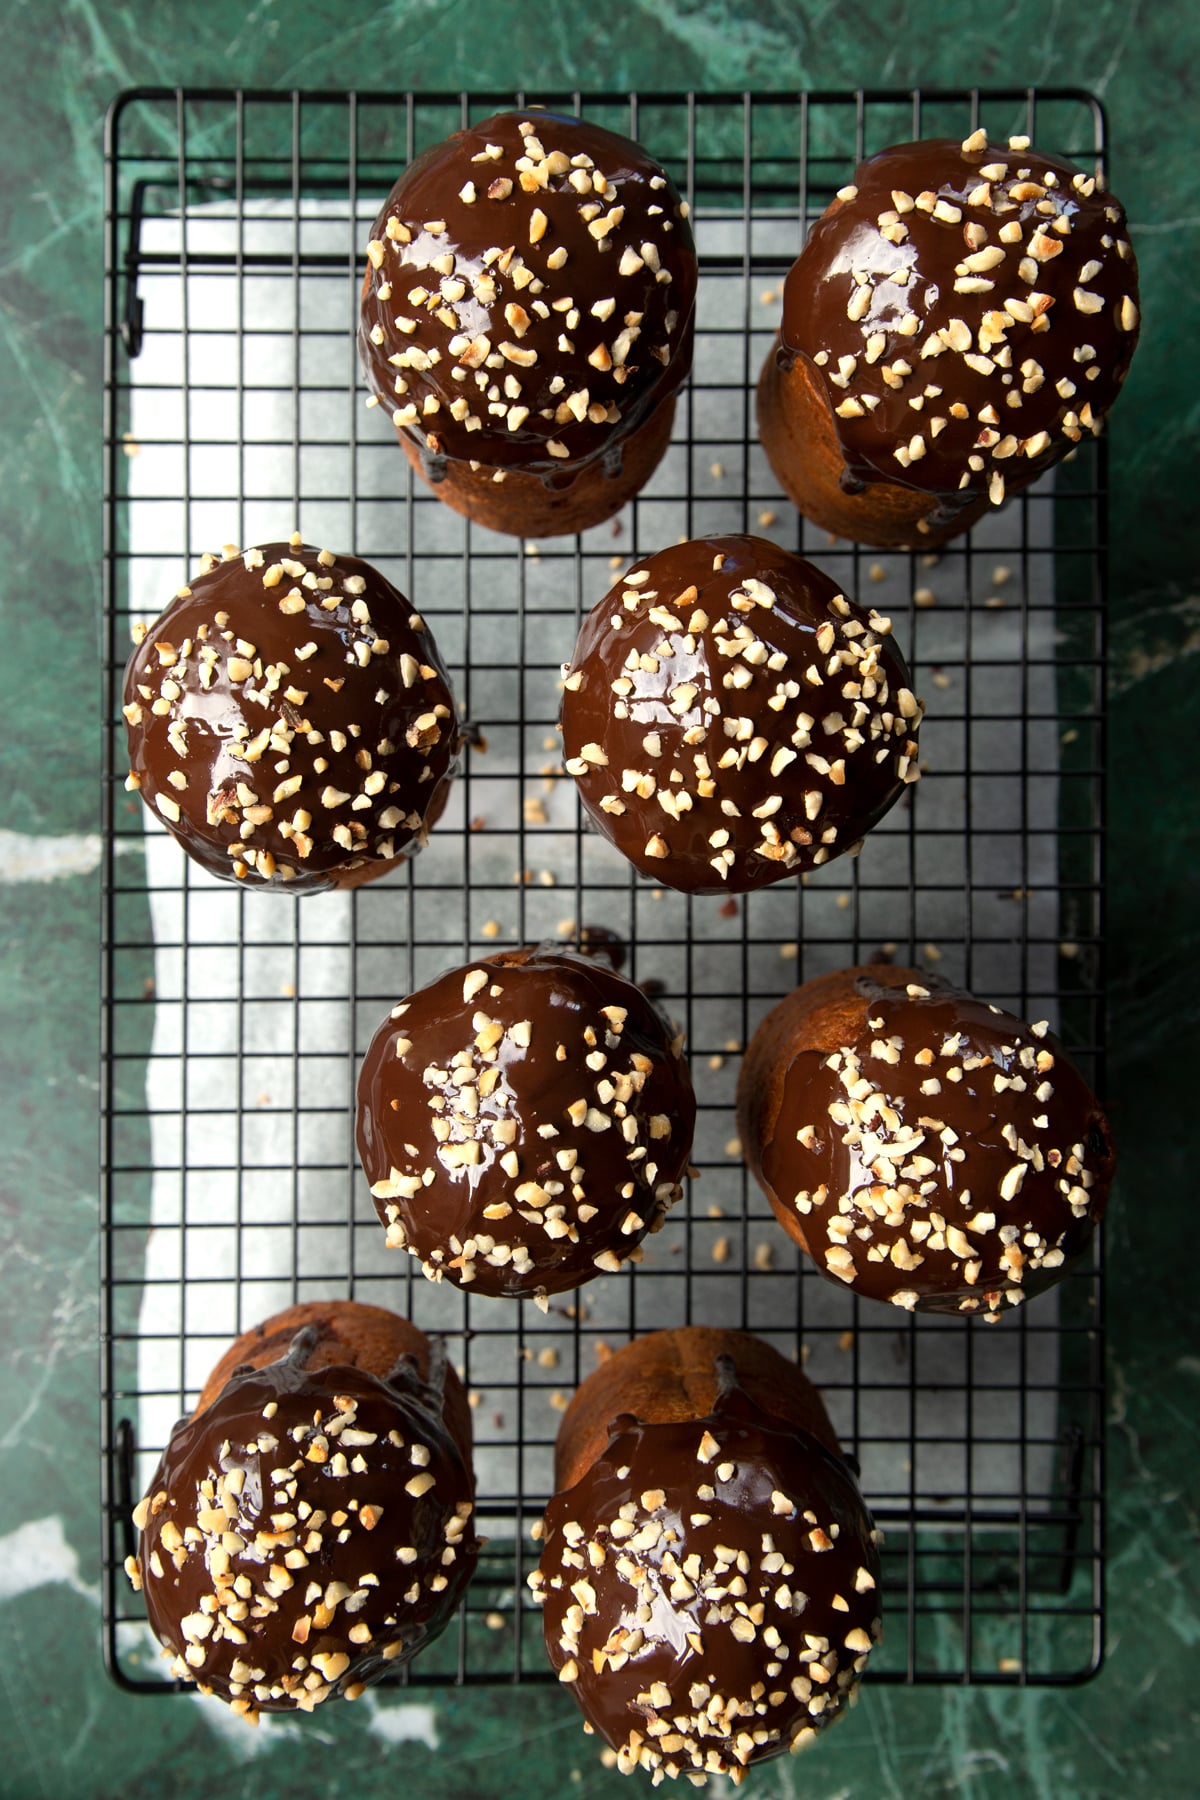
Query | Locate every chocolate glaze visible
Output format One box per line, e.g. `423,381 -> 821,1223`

534,1365 -> 881,1782
741,965 -> 1115,1320
779,133 -> 1139,525
128,1324 -> 478,1716
356,946 -> 696,1298
123,541 -> 459,892
358,111 -> 696,484
560,535 -> 922,894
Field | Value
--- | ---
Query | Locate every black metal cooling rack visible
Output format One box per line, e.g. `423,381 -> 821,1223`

100,87 -> 1109,1697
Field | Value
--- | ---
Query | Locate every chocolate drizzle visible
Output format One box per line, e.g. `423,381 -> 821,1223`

356,945 -> 696,1298
122,540 -> 459,892
779,132 -> 1139,520
560,535 -> 922,894
128,1328 -> 479,1716
533,1370 -> 881,1783
744,966 -> 1115,1320
358,111 -> 696,482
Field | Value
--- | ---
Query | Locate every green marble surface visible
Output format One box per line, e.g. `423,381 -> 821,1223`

1,1 -> 1197,1795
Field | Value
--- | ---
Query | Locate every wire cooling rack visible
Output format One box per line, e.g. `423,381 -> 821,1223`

101,87 -> 1109,1696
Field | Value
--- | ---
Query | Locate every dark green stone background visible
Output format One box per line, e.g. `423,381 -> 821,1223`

1,1 -> 1195,1794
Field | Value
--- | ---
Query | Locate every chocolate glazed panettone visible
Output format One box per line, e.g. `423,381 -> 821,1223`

126,1302 -> 479,1718
122,537 -> 460,891
559,534 -> 923,894
738,964 -> 1116,1320
359,110 -> 697,537
758,129 -> 1140,547
357,945 -> 696,1301
531,1328 -> 882,1784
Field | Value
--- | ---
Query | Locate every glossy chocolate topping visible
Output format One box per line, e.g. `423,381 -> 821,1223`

748,966 -> 1115,1320
358,111 -> 696,479
127,1325 -> 478,1717
560,535 -> 922,894
356,945 -> 696,1299
533,1368 -> 881,1782
779,131 -> 1139,523
122,540 -> 459,892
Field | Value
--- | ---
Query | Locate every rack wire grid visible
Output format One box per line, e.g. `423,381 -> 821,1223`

101,87 -> 1110,1697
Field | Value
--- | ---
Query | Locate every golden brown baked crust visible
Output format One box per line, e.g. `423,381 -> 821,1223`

553,1326 -> 840,1492
757,345 -> 991,549
395,391 -> 677,537
195,1299 -> 472,1459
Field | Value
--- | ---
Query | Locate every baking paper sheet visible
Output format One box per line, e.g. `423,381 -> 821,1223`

120,200 -> 1065,1543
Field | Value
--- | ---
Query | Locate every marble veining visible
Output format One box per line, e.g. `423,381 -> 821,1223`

0,3 -> 1195,1796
